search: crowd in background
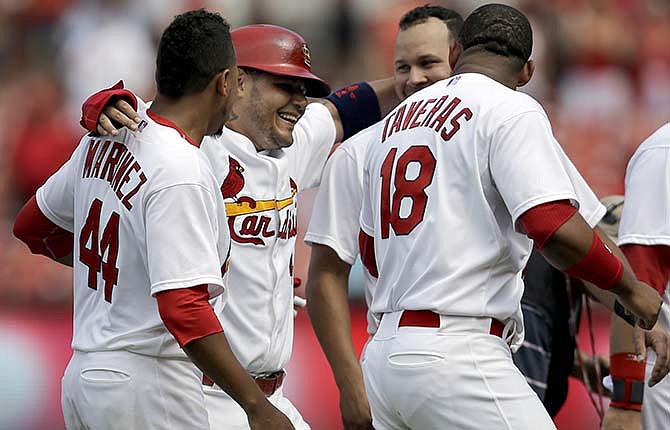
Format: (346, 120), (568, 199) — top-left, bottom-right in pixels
(1, 0), (668, 304)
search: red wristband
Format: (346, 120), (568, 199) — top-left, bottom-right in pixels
(610, 353), (646, 411)
(565, 231), (623, 290)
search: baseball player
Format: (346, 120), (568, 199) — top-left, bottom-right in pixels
(601, 122), (670, 430)
(12, 10), (294, 430)
(304, 5), (463, 428)
(357, 5), (663, 429)
(78, 24), (401, 429)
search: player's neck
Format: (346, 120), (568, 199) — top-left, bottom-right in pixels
(150, 95), (208, 145)
(451, 51), (518, 90)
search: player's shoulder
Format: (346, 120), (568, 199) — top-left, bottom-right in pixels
(637, 123), (670, 152)
(292, 101), (337, 142)
(628, 122), (670, 170)
(132, 111), (214, 182)
(339, 121), (383, 157)
(449, 73), (545, 115)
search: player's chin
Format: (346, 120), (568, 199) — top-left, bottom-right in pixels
(276, 132), (294, 148)
(273, 123), (295, 147)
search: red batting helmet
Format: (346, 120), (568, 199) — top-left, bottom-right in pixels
(232, 24), (331, 98)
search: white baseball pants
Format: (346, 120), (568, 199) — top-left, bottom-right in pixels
(361, 311), (556, 429)
(62, 350), (209, 430)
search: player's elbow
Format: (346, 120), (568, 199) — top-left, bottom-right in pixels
(13, 196), (48, 254)
(156, 285), (223, 348)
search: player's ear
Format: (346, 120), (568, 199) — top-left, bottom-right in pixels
(216, 68), (232, 97)
(516, 59), (534, 88)
(448, 41), (462, 70)
(236, 67), (248, 93)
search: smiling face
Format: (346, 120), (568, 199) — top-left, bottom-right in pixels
(227, 69), (308, 151)
(393, 17), (456, 100)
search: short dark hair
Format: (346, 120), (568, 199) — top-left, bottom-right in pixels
(459, 4), (532, 67)
(399, 4), (463, 41)
(156, 9), (235, 98)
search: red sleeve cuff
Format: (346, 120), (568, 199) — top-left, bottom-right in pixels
(156, 285), (223, 347)
(622, 244), (670, 296)
(13, 196), (73, 258)
(80, 80), (138, 132)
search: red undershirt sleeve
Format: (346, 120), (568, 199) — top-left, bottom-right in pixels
(621, 244), (670, 296)
(518, 199), (578, 250)
(359, 229), (378, 278)
(155, 284), (223, 347)
(13, 195), (74, 259)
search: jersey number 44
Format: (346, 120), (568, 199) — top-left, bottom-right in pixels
(79, 198), (120, 303)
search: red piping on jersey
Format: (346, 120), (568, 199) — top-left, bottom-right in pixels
(156, 284), (223, 347)
(146, 109), (200, 148)
(622, 244), (670, 296)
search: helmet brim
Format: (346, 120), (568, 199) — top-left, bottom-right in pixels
(241, 63), (331, 98)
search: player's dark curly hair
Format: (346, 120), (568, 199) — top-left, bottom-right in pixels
(399, 4), (463, 40)
(459, 4), (532, 69)
(156, 9), (235, 98)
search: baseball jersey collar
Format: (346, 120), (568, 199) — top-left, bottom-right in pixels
(146, 109), (200, 148)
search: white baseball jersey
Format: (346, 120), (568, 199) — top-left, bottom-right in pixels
(360, 73), (605, 342)
(305, 126), (380, 334)
(618, 123), (670, 430)
(201, 102), (336, 374)
(36, 108), (229, 358)
(618, 122), (670, 335)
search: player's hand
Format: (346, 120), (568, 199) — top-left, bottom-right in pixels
(615, 280), (662, 330)
(247, 401), (295, 430)
(634, 321), (670, 386)
(340, 384), (374, 429)
(97, 99), (141, 136)
(601, 406), (641, 430)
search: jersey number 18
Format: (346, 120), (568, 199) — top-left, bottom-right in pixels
(379, 145), (436, 239)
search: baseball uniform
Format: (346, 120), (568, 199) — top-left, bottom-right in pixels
(39, 108), (230, 429)
(201, 102), (335, 430)
(617, 122), (670, 429)
(359, 73), (605, 429)
(305, 125), (381, 335)
(124, 95), (336, 429)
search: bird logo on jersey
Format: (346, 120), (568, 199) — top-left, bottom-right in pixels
(289, 177), (298, 195)
(221, 156), (245, 202)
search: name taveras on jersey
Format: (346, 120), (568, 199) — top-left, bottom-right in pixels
(82, 138), (147, 210)
(382, 94), (472, 143)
